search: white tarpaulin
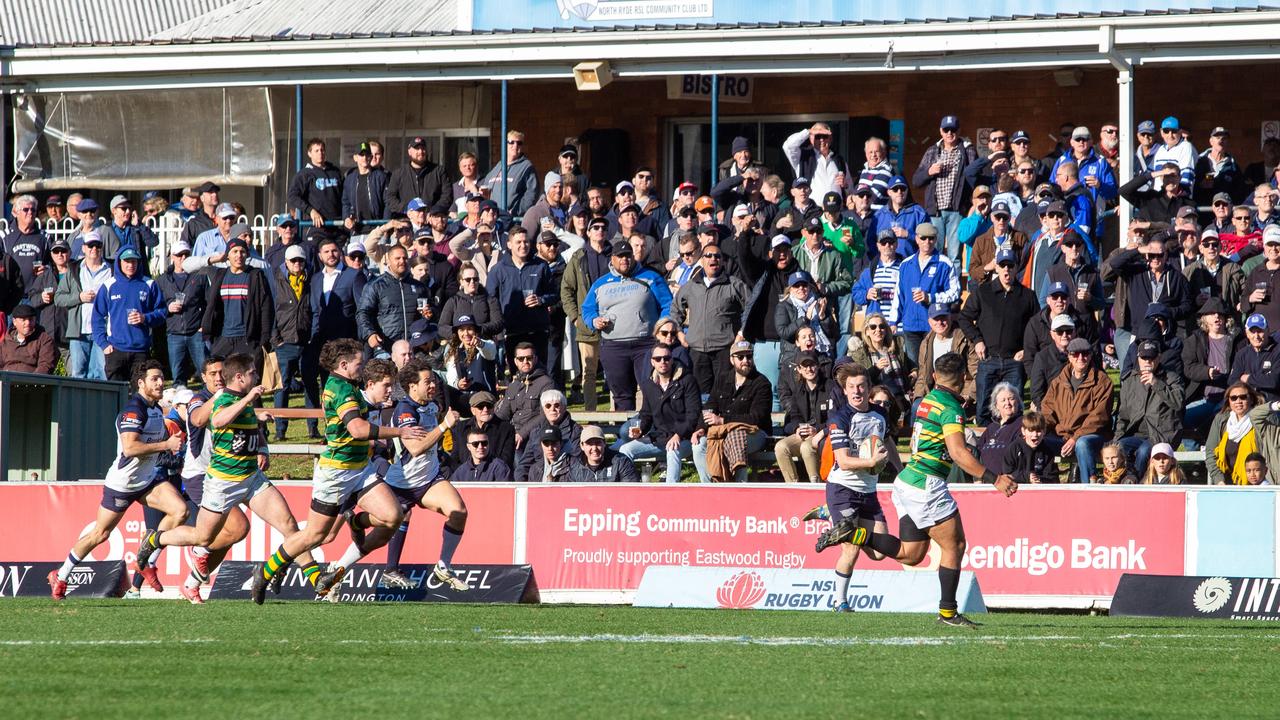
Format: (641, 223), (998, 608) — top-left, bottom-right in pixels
(11, 87), (274, 191)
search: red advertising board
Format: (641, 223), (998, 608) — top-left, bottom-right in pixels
(523, 485), (1186, 597)
(0, 484), (515, 589)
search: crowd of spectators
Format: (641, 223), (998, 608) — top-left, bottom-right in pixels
(5, 121), (1280, 486)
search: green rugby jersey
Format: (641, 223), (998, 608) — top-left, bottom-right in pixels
(320, 374), (370, 470)
(207, 389), (262, 481)
(900, 387), (967, 488)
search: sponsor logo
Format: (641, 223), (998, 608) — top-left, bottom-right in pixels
(1193, 577), (1232, 613)
(0, 564), (35, 597)
(716, 571), (765, 609)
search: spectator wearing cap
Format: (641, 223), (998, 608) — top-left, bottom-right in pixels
(357, 244), (430, 359)
(553, 145), (590, 199)
(386, 136), (452, 215)
(775, 266), (838, 366)
(1133, 120), (1160, 189)
(527, 424), (575, 482)
(1040, 337), (1115, 482)
(1102, 230), (1191, 363)
(739, 232), (800, 405)
(0, 304), (55, 374)
(1013, 183), (1056, 239)
(1008, 130), (1049, 185)
(451, 390), (516, 470)
(533, 231), (570, 389)
(670, 241), (749, 395)
(54, 230), (111, 379)
(342, 141), (390, 223)
(1223, 205), (1265, 263)
(794, 213), (852, 303)
(1170, 214), (1202, 276)
(564, 425), (638, 483)
(177, 181), (221, 248)
(773, 349), (834, 484)
(1025, 281), (1101, 372)
(1151, 116), (1198, 192)
(202, 238), (273, 369)
(631, 167), (671, 238)
(1185, 228), (1244, 321)
(439, 264), (503, 342)
(482, 130), (538, 216)
(912, 114), (978, 262)
(783, 122), (848, 200)
(1231, 313), (1280, 402)
(521, 172), (568, 239)
(1048, 126), (1119, 210)
(709, 168), (777, 233)
(660, 185), (699, 248)
(852, 228), (906, 330)
(43, 195), (66, 223)
(1119, 163), (1196, 226)
(912, 301), (977, 408)
(264, 242), (315, 437)
(1194, 127), (1241, 206)
(452, 425), (513, 482)
(1207, 194), (1233, 237)
(1051, 162), (1097, 252)
(2, 194), (49, 290)
(1045, 229), (1105, 315)
(561, 215), (615, 409)
(439, 314), (498, 400)
(582, 239), (673, 412)
(1116, 339), (1185, 476)
(615, 342), (701, 482)
(1028, 314), (1077, 408)
(844, 186), (878, 248)
(287, 138), (344, 227)
(896, 222), (960, 363)
(1239, 227), (1280, 330)
(25, 236), (73, 353)
(770, 177), (816, 235)
(820, 190), (866, 268)
(869, 175), (928, 258)
(959, 247), (1040, 425)
(855, 137), (895, 211)
(969, 201), (1028, 285)
(153, 240), (209, 387)
(610, 202), (663, 270)
(515, 389), (583, 482)
(263, 216), (318, 277)
(690, 340), (772, 482)
(956, 184), (994, 258)
(719, 135), (768, 182)
(963, 129), (1013, 194)
(489, 226), (556, 377)
(1182, 298), (1242, 437)
(189, 202), (239, 268)
(91, 245), (171, 381)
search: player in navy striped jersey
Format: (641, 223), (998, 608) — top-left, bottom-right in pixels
(818, 363), (901, 611)
(48, 360), (188, 600)
(317, 360), (468, 592)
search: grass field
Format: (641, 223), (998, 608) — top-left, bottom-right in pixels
(3, 600), (1277, 719)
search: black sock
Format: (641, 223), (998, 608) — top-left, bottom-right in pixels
(938, 566), (960, 615)
(131, 570), (145, 590)
(868, 532), (902, 559)
(385, 523), (410, 571)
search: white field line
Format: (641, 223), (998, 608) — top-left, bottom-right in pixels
(0, 639), (216, 646)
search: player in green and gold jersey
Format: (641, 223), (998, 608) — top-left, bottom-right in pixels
(817, 353), (1017, 626)
(136, 353), (323, 603)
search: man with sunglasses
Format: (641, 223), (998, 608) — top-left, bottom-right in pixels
(959, 248), (1040, 425)
(852, 229), (906, 331)
(969, 202), (1028, 284)
(1241, 227), (1280, 331)
(1008, 130), (1048, 186)
(896, 223), (959, 364)
(453, 428), (511, 482)
(24, 237), (72, 356)
(1025, 281), (1101, 376)
(783, 122), (848, 200)
(481, 130), (538, 216)
(1040, 338), (1115, 483)
(1231, 313), (1280, 402)
(562, 216), (613, 409)
(1027, 314), (1077, 408)
(670, 242), (749, 395)
(1049, 126), (1118, 206)
(913, 115), (978, 263)
(1151, 116), (1198, 193)
(869, 175), (929, 257)
(1045, 231), (1105, 316)
(1220, 202), (1263, 262)
(1185, 228), (1245, 319)
(1194, 127), (1241, 206)
(452, 390), (516, 470)
(3, 194), (49, 292)
(1118, 163), (1196, 226)
(962, 129), (1013, 191)
(514, 389), (582, 483)
(1101, 229), (1192, 363)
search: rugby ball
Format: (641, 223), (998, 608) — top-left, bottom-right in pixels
(164, 418), (186, 443)
(860, 435), (886, 474)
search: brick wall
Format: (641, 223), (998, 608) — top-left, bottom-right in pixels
(496, 62), (1274, 192)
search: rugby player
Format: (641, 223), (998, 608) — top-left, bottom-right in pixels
(48, 360), (187, 600)
(253, 339), (429, 604)
(821, 363), (899, 612)
(136, 354), (328, 603)
(124, 389), (189, 599)
(816, 353), (1017, 627)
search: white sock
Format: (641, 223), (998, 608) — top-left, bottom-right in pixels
(57, 552), (81, 582)
(147, 547), (162, 568)
(184, 573), (202, 590)
(835, 570), (851, 604)
(334, 543), (364, 571)
(192, 546), (209, 557)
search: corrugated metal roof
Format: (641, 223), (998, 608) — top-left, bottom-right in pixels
(3, 3), (1277, 48)
(0, 0), (235, 46)
(149, 0), (459, 41)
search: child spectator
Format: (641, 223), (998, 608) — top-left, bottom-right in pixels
(1141, 442), (1185, 484)
(1244, 452), (1271, 486)
(1099, 441), (1139, 484)
(1001, 411), (1057, 484)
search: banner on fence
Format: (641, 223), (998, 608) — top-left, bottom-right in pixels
(0, 561), (126, 598)
(1111, 574), (1280, 620)
(209, 562), (538, 603)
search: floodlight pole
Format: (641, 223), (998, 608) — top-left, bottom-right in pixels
(709, 73), (719, 187)
(500, 79), (509, 213)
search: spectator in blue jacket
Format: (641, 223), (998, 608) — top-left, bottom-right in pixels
(583, 240), (674, 412)
(896, 223), (960, 363)
(91, 247), (173, 382)
(869, 175), (929, 257)
(853, 229), (906, 330)
(1049, 126), (1118, 206)
(487, 226), (556, 377)
(103, 195), (159, 275)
